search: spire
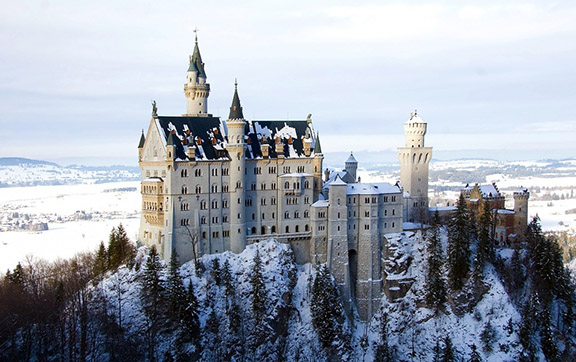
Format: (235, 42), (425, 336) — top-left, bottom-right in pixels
(314, 132), (322, 154)
(189, 33), (206, 78)
(166, 132), (176, 146)
(138, 129), (145, 148)
(228, 80), (244, 120)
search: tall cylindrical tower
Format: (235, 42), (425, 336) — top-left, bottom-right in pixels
(227, 81), (246, 253)
(184, 36), (211, 116)
(398, 111), (433, 223)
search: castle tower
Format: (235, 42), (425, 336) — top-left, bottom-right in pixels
(513, 187), (530, 239)
(184, 34), (211, 116)
(313, 133), (324, 200)
(398, 111), (432, 223)
(227, 81), (247, 253)
(345, 152), (358, 182)
(327, 176), (352, 315)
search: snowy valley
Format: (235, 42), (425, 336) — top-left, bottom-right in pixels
(1, 158), (576, 361)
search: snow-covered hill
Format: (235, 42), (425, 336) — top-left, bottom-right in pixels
(0, 157), (139, 187)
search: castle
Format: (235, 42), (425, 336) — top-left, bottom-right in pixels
(136, 37), (526, 320)
(461, 183), (530, 243)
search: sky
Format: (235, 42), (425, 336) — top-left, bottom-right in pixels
(1, 0), (576, 166)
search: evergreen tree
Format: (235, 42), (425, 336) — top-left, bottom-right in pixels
(311, 265), (344, 350)
(441, 335), (455, 362)
(508, 248), (525, 292)
(374, 312), (392, 361)
(447, 193), (471, 290)
(250, 249), (267, 322)
(210, 258), (221, 286)
(481, 321), (495, 353)
(432, 339), (442, 362)
(527, 217), (570, 304)
(183, 281), (200, 343)
(468, 343), (482, 362)
(425, 210), (447, 312)
(93, 241), (108, 277)
(140, 246), (166, 361)
(539, 307), (558, 361)
(248, 249), (268, 352)
(474, 202), (493, 276)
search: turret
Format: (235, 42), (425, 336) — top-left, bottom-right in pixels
(184, 34), (211, 116)
(398, 110), (432, 223)
(226, 81), (246, 253)
(345, 152), (358, 182)
(513, 187), (530, 239)
(404, 111), (427, 148)
(313, 133), (324, 200)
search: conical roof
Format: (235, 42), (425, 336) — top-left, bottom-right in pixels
(314, 133), (322, 154)
(228, 81), (244, 120)
(138, 130), (145, 148)
(188, 39), (206, 78)
(346, 152), (357, 163)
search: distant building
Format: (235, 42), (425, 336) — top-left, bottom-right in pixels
(461, 183), (530, 243)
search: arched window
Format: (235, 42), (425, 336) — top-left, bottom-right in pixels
(285, 225), (290, 233)
(251, 227), (256, 234)
(295, 225), (300, 232)
(261, 226), (266, 234)
(305, 224), (309, 231)
(271, 225), (276, 233)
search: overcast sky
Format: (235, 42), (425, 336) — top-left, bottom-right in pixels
(1, 0), (575, 166)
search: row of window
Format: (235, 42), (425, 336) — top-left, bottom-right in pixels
(316, 209), (397, 219)
(193, 224), (313, 240)
(180, 168), (230, 178)
(346, 195), (398, 204)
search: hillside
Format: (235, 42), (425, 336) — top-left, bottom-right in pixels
(0, 158), (139, 187)
(2, 223), (574, 361)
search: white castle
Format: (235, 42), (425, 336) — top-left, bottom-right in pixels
(137, 38), (432, 320)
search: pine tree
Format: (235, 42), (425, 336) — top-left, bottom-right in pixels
(425, 210), (447, 312)
(250, 250), (267, 322)
(183, 281), (200, 343)
(140, 246), (166, 361)
(447, 193), (471, 290)
(539, 307), (558, 361)
(311, 265), (344, 350)
(93, 241), (108, 277)
(374, 312), (392, 361)
(481, 321), (495, 353)
(469, 343), (482, 362)
(210, 258), (221, 286)
(474, 202), (493, 277)
(248, 249), (268, 353)
(441, 335), (455, 362)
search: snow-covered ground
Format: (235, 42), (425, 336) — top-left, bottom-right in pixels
(0, 181), (141, 272)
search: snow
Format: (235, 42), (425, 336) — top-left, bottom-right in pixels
(0, 181), (141, 272)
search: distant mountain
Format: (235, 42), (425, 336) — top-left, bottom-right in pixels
(0, 157), (60, 167)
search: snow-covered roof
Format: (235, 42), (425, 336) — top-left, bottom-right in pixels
(330, 176), (347, 186)
(346, 182), (401, 195)
(429, 206), (457, 212)
(405, 113), (425, 124)
(311, 200), (329, 208)
(324, 170), (355, 187)
(494, 209), (515, 215)
(346, 152), (357, 163)
(478, 184), (501, 198)
(279, 173), (313, 178)
(154, 116), (319, 161)
(143, 177), (164, 183)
